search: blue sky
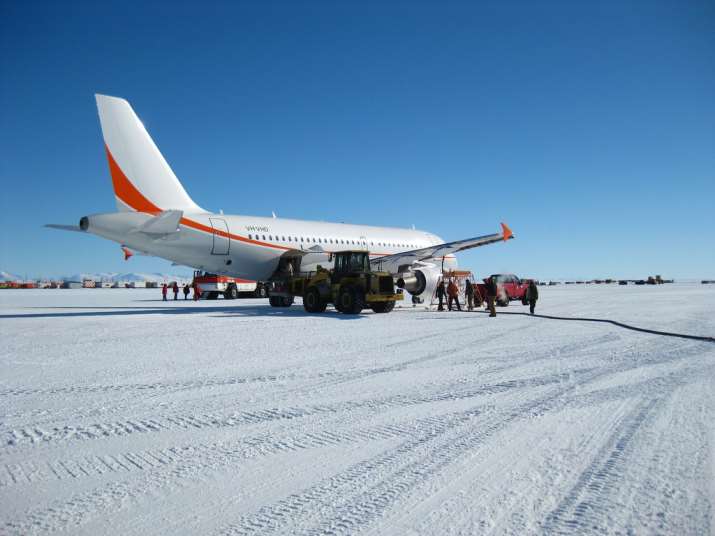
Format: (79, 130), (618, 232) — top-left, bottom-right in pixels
(1, 1), (713, 280)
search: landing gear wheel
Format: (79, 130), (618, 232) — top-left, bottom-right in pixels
(338, 285), (364, 314)
(303, 287), (326, 313)
(370, 300), (395, 313)
(206, 291), (219, 300)
(280, 296), (294, 307)
(224, 285), (238, 300)
(269, 296), (282, 307)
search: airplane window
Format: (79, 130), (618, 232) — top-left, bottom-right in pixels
(282, 236), (285, 241)
(248, 234), (252, 239)
(269, 235), (273, 240)
(262, 235), (266, 240)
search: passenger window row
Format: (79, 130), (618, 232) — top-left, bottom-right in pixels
(245, 234), (422, 250)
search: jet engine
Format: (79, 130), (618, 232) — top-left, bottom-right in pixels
(395, 264), (442, 298)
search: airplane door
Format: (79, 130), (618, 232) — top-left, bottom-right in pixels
(209, 218), (230, 255)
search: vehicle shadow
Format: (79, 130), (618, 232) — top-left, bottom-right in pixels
(0, 305), (366, 320)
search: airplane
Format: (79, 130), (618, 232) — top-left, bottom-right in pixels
(47, 94), (514, 307)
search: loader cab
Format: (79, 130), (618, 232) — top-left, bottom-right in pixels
(332, 250), (370, 284)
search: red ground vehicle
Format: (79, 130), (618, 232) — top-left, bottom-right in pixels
(475, 274), (529, 306)
(192, 271), (267, 300)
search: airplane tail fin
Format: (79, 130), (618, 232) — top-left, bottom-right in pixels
(95, 94), (203, 213)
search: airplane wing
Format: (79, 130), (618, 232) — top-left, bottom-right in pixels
(370, 223), (514, 269)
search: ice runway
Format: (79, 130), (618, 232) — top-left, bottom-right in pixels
(1, 285), (713, 535)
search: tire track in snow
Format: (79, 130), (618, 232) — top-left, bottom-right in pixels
(216, 341), (708, 535)
(0, 416), (450, 534)
(0, 419), (435, 489)
(540, 396), (665, 534)
(2, 369), (580, 449)
(0, 371), (331, 398)
(3, 341), (705, 534)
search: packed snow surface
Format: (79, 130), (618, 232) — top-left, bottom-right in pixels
(1, 284), (713, 535)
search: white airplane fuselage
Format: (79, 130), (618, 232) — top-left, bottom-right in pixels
(85, 210), (455, 281)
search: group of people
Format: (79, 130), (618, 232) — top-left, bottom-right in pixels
(161, 281), (201, 301)
(435, 277), (539, 317)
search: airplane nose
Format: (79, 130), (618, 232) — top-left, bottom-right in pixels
(79, 216), (89, 231)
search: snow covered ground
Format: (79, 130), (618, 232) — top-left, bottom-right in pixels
(1, 284), (713, 535)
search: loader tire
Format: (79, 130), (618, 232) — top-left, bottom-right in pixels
(338, 285), (364, 314)
(370, 300), (395, 313)
(303, 286), (326, 313)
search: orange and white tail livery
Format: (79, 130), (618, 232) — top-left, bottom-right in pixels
(96, 95), (203, 213)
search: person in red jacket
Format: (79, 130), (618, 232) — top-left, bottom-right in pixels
(193, 281), (201, 301)
(161, 283), (168, 301)
(447, 279), (461, 311)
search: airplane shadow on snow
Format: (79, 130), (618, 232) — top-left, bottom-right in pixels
(1, 303), (366, 321)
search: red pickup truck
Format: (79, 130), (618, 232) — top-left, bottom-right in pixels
(475, 274), (529, 306)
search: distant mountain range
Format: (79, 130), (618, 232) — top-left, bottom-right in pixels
(1, 270), (192, 283)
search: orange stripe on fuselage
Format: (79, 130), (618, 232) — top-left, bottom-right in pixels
(105, 145), (453, 259)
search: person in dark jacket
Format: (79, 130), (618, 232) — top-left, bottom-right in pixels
(526, 280), (539, 314)
(172, 282), (179, 300)
(465, 279), (474, 311)
(435, 279), (447, 311)
(161, 283), (168, 301)
(183, 283), (190, 300)
(485, 276), (497, 317)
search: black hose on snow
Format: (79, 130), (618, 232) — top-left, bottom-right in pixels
(465, 309), (715, 343)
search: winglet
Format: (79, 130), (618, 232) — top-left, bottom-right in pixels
(121, 246), (133, 261)
(500, 222), (514, 241)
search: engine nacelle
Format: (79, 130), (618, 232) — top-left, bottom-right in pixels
(396, 271), (426, 295)
(396, 266), (442, 297)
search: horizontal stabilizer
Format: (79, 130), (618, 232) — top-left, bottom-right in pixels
(45, 224), (86, 233)
(134, 210), (183, 235)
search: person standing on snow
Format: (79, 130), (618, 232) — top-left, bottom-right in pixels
(193, 281), (201, 301)
(161, 283), (168, 301)
(465, 279), (475, 311)
(526, 279), (539, 315)
(172, 282), (179, 300)
(183, 283), (190, 300)
(435, 279), (447, 311)
(485, 276), (497, 317)
(447, 279), (461, 311)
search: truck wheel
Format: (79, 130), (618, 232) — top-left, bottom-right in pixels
(338, 285), (364, 314)
(370, 301), (395, 313)
(224, 285), (238, 300)
(303, 287), (326, 313)
(206, 291), (219, 300)
(254, 284), (267, 298)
